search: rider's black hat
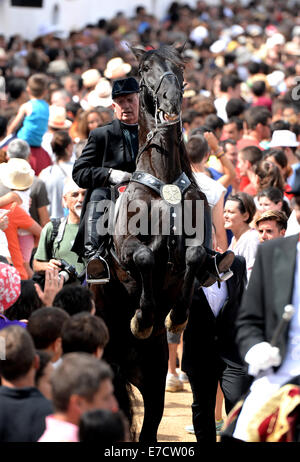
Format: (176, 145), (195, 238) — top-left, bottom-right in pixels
(112, 77), (139, 99)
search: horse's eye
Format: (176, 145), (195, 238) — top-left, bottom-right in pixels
(143, 65), (150, 72)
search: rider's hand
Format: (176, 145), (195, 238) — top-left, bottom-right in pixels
(245, 342), (281, 377)
(109, 169), (132, 185)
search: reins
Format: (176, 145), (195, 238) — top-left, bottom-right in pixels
(136, 70), (184, 165)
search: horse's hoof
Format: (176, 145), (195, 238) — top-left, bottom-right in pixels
(165, 311), (188, 334)
(130, 313), (153, 339)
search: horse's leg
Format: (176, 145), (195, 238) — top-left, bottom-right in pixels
(139, 374), (166, 442)
(119, 236), (156, 339)
(165, 245), (206, 333)
(137, 334), (168, 442)
(130, 244), (156, 339)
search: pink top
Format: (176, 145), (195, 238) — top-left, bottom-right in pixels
(38, 415), (79, 442)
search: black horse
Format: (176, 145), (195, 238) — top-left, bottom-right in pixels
(91, 44), (212, 442)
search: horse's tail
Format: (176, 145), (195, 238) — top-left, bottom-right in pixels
(111, 363), (137, 442)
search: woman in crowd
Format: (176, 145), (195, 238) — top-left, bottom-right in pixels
(257, 186), (291, 217)
(224, 192), (259, 282)
(39, 130), (74, 219)
(74, 108), (105, 158)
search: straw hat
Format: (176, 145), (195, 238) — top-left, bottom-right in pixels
(104, 57), (132, 80)
(48, 105), (72, 130)
(81, 69), (101, 88)
(87, 78), (113, 108)
(0, 158), (34, 191)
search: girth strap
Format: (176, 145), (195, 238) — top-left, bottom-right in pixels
(131, 171), (191, 199)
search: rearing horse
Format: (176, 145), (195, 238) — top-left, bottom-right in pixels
(92, 44), (211, 442)
(114, 44), (211, 340)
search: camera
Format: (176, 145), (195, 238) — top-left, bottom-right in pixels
(58, 259), (78, 284)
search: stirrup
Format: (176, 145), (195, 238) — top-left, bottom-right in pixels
(86, 255), (110, 284)
(213, 255), (233, 282)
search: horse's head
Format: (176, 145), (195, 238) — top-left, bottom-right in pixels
(132, 45), (185, 126)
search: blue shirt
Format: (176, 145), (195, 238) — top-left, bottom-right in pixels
(17, 99), (49, 147)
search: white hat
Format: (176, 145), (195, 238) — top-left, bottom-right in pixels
(47, 59), (69, 75)
(87, 78), (113, 108)
(81, 69), (101, 88)
(210, 39), (228, 54)
(189, 25), (209, 46)
(0, 158), (34, 190)
(104, 57), (131, 80)
(230, 25), (244, 38)
(48, 105), (72, 130)
(292, 26), (300, 37)
(246, 24), (263, 37)
(266, 70), (285, 88)
(266, 33), (285, 48)
(63, 178), (80, 196)
(269, 130), (299, 148)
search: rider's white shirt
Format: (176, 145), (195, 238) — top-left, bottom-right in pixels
(233, 242), (300, 441)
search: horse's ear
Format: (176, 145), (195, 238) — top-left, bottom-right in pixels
(174, 42), (186, 56)
(130, 46), (146, 62)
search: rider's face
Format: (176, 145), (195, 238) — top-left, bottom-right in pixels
(112, 93), (139, 124)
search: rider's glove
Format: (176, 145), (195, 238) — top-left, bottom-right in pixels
(109, 169), (132, 185)
(244, 342), (281, 377)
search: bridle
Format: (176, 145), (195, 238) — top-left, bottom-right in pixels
(137, 69), (185, 164)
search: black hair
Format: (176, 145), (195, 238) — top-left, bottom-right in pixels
(226, 192), (256, 223)
(27, 307), (70, 349)
(7, 78), (27, 100)
(226, 98), (246, 119)
(61, 312), (109, 355)
(35, 350), (52, 387)
(5, 279), (43, 321)
(220, 74), (241, 92)
(252, 80), (266, 97)
(53, 284), (95, 316)
(0, 115), (7, 138)
(79, 409), (128, 443)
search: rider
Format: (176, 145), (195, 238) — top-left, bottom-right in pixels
(72, 76), (234, 285)
(72, 77), (139, 283)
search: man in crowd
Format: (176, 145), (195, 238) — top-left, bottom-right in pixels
(255, 209), (288, 242)
(222, 174), (300, 442)
(0, 326), (53, 442)
(38, 353), (118, 442)
(33, 178), (85, 280)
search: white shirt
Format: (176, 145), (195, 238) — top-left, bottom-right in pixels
(228, 229), (260, 282)
(214, 96), (229, 122)
(286, 210), (300, 237)
(0, 230), (10, 258)
(203, 279), (228, 317)
(193, 172), (226, 209)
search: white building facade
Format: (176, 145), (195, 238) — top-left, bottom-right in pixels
(0, 0), (176, 40)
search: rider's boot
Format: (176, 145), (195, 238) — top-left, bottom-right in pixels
(84, 201), (110, 284)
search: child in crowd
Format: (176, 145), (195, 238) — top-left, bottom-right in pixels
(0, 157), (36, 278)
(7, 73), (52, 175)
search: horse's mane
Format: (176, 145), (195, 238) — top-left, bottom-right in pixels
(139, 44), (184, 69)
